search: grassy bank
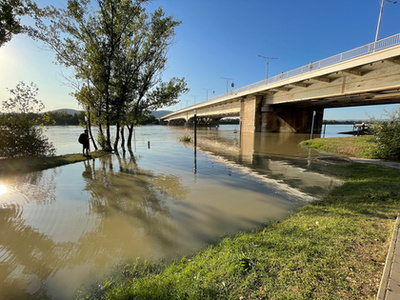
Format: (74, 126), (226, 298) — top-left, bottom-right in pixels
(0, 151), (108, 175)
(300, 136), (378, 158)
(80, 161), (400, 300)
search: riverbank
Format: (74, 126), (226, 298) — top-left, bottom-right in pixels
(0, 151), (109, 176)
(2, 138), (399, 299)
(76, 158), (400, 299)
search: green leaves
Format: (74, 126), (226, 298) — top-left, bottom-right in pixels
(371, 108), (400, 160)
(3, 81), (43, 114)
(0, 81), (55, 158)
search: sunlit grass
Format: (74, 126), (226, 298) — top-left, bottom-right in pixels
(300, 136), (378, 158)
(0, 151), (109, 175)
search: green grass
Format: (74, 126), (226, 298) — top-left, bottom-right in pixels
(80, 162), (400, 300)
(300, 136), (378, 158)
(0, 151), (109, 175)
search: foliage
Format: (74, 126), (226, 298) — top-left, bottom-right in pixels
(34, 0), (189, 152)
(0, 0), (37, 47)
(371, 108), (400, 161)
(0, 0), (24, 46)
(219, 118), (239, 125)
(79, 162), (400, 300)
(0, 81), (55, 158)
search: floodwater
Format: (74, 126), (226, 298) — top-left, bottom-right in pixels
(0, 125), (345, 299)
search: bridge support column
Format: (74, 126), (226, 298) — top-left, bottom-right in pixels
(240, 95), (263, 133)
(261, 105), (324, 133)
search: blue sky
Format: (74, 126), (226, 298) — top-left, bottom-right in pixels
(1, 0), (400, 120)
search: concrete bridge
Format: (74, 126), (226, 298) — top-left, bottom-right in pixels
(161, 33), (400, 133)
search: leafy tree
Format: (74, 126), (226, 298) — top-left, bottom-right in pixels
(0, 81), (55, 157)
(372, 108), (400, 161)
(34, 0), (188, 152)
(0, 0), (37, 47)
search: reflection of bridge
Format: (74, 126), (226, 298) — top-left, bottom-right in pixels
(162, 33), (400, 133)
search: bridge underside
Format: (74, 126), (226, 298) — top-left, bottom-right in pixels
(163, 48), (400, 134)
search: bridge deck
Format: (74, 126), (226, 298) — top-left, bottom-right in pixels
(163, 33), (400, 121)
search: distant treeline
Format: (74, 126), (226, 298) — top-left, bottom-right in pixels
(0, 111), (157, 126)
(323, 120), (369, 125)
(219, 118), (240, 124)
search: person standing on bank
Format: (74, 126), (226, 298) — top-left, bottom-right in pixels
(78, 129), (90, 156)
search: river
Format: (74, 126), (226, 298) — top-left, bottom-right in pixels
(0, 124), (347, 299)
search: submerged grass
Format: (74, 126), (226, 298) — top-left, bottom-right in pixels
(0, 151), (109, 175)
(80, 162), (400, 300)
(179, 134), (192, 143)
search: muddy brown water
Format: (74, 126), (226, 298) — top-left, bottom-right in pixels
(0, 125), (344, 299)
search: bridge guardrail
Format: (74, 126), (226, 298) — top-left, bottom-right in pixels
(168, 33), (400, 116)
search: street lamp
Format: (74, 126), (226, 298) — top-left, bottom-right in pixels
(202, 88), (214, 100)
(190, 95), (197, 105)
(258, 55), (278, 80)
(221, 77), (234, 93)
(375, 0), (397, 46)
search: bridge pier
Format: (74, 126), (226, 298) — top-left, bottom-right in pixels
(260, 105), (324, 133)
(239, 95), (323, 134)
(240, 95), (263, 133)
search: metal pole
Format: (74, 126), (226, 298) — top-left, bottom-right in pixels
(374, 0), (385, 49)
(374, 0), (397, 51)
(221, 77), (234, 93)
(310, 110), (316, 140)
(194, 110), (197, 147)
(258, 55), (278, 79)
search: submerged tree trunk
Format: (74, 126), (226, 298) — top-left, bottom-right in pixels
(120, 126), (125, 150)
(113, 122), (120, 152)
(127, 124), (134, 148)
(106, 123), (112, 151)
(87, 107), (98, 151)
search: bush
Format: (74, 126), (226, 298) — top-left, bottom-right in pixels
(0, 82), (55, 158)
(372, 108), (400, 161)
(0, 119), (55, 158)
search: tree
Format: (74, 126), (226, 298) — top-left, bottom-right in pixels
(0, 81), (55, 157)
(34, 0), (188, 152)
(372, 108), (400, 161)
(0, 0), (37, 47)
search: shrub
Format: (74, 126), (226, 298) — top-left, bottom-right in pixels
(372, 108), (400, 160)
(0, 121), (55, 158)
(0, 82), (55, 158)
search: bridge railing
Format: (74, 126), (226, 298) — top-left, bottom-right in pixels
(193, 33), (400, 108)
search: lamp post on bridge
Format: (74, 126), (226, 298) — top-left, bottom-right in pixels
(221, 77), (234, 93)
(202, 88), (214, 100)
(374, 0), (397, 50)
(258, 55), (278, 80)
(190, 95), (197, 105)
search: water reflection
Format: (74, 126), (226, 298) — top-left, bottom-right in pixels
(0, 126), (343, 299)
(194, 129), (341, 198)
(0, 184), (6, 196)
